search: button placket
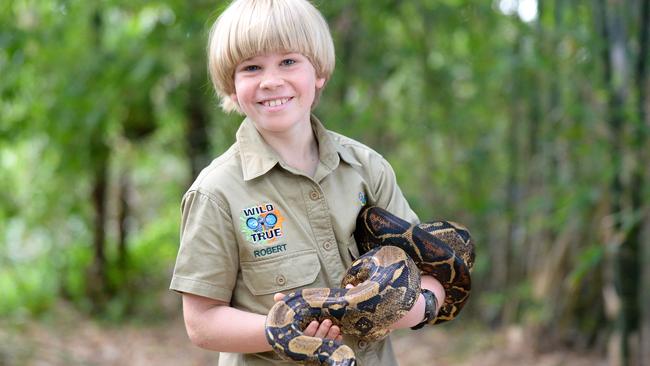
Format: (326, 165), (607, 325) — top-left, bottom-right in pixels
(303, 181), (348, 281)
(323, 240), (333, 250)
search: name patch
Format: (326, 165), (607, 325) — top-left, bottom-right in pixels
(254, 243), (288, 258)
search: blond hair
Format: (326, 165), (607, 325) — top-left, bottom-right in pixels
(207, 0), (335, 113)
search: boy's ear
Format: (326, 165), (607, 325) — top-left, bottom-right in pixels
(315, 77), (326, 89)
(230, 93), (238, 104)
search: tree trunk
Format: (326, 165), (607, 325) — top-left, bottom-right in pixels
(599, 0), (638, 364)
(500, 37), (525, 325)
(185, 71), (211, 182)
(88, 141), (109, 310)
(634, 0), (650, 364)
(86, 9), (109, 311)
(117, 170), (130, 271)
(332, 3), (358, 106)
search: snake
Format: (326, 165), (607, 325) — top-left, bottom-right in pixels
(265, 205), (475, 365)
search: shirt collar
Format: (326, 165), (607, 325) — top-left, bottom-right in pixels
(236, 117), (281, 181)
(236, 115), (361, 181)
(310, 115), (362, 169)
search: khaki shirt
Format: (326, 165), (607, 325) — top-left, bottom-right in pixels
(170, 115), (418, 366)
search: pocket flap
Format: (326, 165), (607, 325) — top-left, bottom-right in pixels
(240, 249), (321, 295)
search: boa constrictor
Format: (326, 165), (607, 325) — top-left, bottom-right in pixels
(265, 205), (475, 365)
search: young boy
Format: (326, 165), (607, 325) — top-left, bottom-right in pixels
(169, 0), (445, 364)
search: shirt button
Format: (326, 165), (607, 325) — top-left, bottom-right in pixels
(323, 241), (333, 250)
(357, 340), (368, 349)
(309, 190), (320, 200)
(276, 274), (286, 286)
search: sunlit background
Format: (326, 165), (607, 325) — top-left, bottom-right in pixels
(499, 0), (539, 23)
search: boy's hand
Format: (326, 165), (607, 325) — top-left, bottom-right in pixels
(273, 293), (343, 341)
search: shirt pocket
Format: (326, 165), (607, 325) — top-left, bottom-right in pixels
(240, 249), (321, 296)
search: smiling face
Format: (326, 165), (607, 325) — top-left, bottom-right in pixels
(230, 52), (326, 136)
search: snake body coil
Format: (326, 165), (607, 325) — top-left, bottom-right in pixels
(265, 206), (475, 365)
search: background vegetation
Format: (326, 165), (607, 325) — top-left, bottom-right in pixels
(1, 0), (649, 365)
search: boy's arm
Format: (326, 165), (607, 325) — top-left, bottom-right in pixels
(183, 275), (442, 353)
(389, 275), (445, 330)
(182, 293), (342, 353)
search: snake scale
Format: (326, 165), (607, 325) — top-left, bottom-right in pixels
(265, 205), (475, 365)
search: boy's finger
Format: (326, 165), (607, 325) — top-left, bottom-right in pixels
(326, 325), (340, 340)
(273, 293), (286, 302)
(314, 319), (332, 338)
(303, 320), (319, 336)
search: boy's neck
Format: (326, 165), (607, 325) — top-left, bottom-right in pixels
(256, 119), (320, 178)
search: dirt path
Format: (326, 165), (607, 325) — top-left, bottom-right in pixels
(0, 304), (604, 366)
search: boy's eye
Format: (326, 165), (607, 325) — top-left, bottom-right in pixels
(242, 65), (260, 72)
(281, 59), (296, 66)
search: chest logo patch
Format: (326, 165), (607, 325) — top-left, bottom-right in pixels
(358, 192), (367, 205)
(241, 203), (285, 244)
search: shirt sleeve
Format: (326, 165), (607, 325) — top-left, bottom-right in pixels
(370, 156), (420, 225)
(169, 189), (239, 303)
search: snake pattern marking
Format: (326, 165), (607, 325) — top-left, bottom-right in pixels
(265, 205), (475, 365)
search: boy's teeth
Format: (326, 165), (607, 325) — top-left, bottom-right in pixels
(263, 98), (289, 107)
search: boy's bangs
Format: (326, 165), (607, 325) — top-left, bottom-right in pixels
(228, 3), (313, 64)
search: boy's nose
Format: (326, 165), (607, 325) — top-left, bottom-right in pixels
(260, 72), (284, 89)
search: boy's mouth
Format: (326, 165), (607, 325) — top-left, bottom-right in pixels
(260, 97), (293, 107)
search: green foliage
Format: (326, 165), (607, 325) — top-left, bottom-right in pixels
(61, 243), (94, 307)
(1, 1), (648, 355)
(101, 208), (181, 321)
(567, 244), (604, 291)
(0, 259), (58, 318)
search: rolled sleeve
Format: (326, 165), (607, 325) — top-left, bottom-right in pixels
(170, 189), (239, 302)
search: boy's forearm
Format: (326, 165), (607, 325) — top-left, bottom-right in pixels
(182, 275), (443, 354)
(183, 294), (272, 353)
(390, 275), (445, 330)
